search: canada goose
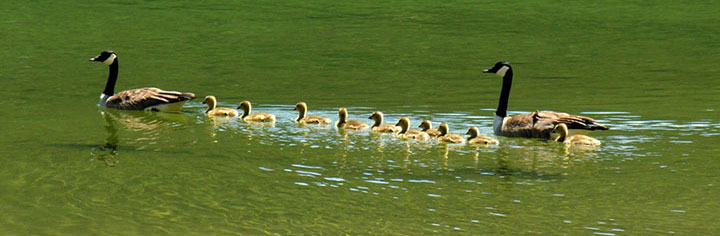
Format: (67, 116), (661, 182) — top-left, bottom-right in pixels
(237, 101), (276, 122)
(552, 123), (601, 146)
(369, 111), (398, 133)
(202, 96), (239, 117)
(89, 51), (195, 112)
(294, 102), (331, 124)
(466, 126), (499, 145)
(482, 62), (609, 138)
(437, 123), (465, 144)
(418, 120), (441, 137)
(336, 107), (369, 130)
(394, 117), (430, 141)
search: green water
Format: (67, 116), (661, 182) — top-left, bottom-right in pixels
(2, 0), (720, 235)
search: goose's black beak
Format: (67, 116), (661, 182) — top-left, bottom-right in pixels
(482, 69), (492, 73)
(89, 57), (99, 62)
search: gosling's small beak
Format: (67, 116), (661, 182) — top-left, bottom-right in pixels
(395, 122), (401, 126)
(293, 107), (297, 111)
(466, 130), (471, 135)
(417, 124), (422, 128)
(368, 116), (373, 119)
(201, 101), (206, 104)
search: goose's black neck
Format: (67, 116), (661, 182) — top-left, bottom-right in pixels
(103, 60), (118, 96)
(496, 68), (513, 118)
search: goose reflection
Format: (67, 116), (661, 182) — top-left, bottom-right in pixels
(92, 108), (192, 166)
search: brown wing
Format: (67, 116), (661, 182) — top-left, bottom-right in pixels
(106, 87), (195, 110)
(535, 111), (609, 130)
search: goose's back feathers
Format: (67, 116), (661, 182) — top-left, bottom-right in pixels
(244, 113), (276, 122)
(439, 134), (465, 144)
(373, 124), (397, 133)
(424, 129), (441, 137)
(207, 107), (239, 117)
(500, 111), (608, 139)
(300, 115), (331, 124)
(105, 87), (195, 112)
(401, 129), (430, 141)
(565, 135), (602, 146)
(340, 120), (369, 130)
(468, 136), (499, 145)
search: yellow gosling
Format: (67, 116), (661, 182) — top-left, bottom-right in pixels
(294, 102), (331, 124)
(418, 120), (441, 137)
(466, 126), (499, 145)
(552, 123), (601, 146)
(336, 107), (369, 130)
(236, 101), (276, 122)
(394, 117), (429, 141)
(369, 111), (398, 133)
(437, 123), (465, 144)
(202, 96), (239, 117)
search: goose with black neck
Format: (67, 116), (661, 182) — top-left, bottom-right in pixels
(482, 61), (608, 139)
(89, 51), (195, 112)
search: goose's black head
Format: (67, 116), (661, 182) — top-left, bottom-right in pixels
(90, 51), (117, 65)
(482, 61), (511, 77)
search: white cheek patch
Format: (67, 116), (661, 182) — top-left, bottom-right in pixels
(496, 65), (509, 77)
(103, 54), (117, 65)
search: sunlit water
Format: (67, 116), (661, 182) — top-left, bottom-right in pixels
(2, 0), (720, 235)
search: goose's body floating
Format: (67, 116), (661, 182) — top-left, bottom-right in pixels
(395, 117), (429, 141)
(437, 123), (465, 144)
(552, 123), (601, 146)
(466, 126), (499, 145)
(202, 96), (238, 117)
(419, 120), (441, 137)
(294, 102), (331, 124)
(237, 101), (275, 122)
(482, 62), (609, 139)
(336, 108), (369, 130)
(369, 111), (398, 133)
(89, 51), (195, 112)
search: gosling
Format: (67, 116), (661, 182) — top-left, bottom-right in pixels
(552, 123), (601, 146)
(202, 96), (239, 117)
(394, 117), (430, 141)
(236, 101), (276, 122)
(369, 111), (398, 133)
(466, 126), (499, 145)
(418, 120), (441, 137)
(437, 123), (465, 144)
(294, 102), (331, 124)
(336, 107), (369, 130)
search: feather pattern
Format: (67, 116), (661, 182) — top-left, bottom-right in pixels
(105, 87), (195, 111)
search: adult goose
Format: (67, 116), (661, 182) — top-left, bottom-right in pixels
(237, 101), (276, 122)
(482, 62), (609, 139)
(294, 102), (331, 124)
(89, 51), (195, 112)
(336, 108), (369, 130)
(552, 123), (601, 146)
(369, 111), (398, 133)
(202, 96), (239, 117)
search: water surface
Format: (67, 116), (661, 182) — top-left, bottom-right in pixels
(1, 0), (719, 235)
